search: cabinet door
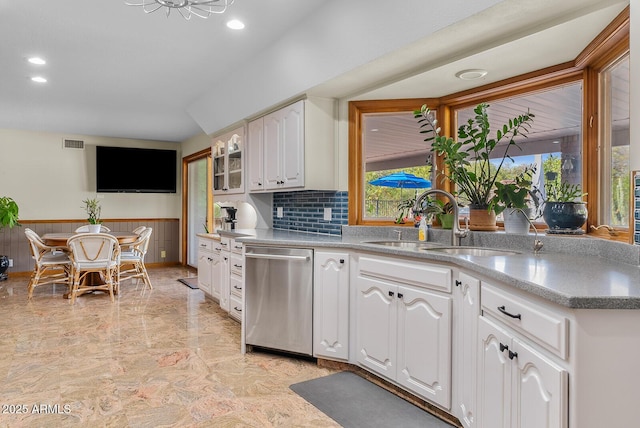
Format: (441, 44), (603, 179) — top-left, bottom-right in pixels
(456, 273), (480, 427)
(263, 111), (282, 189)
(247, 118), (264, 191)
(477, 316), (512, 428)
(197, 250), (213, 296)
(210, 248), (222, 302)
(396, 285), (452, 409)
(280, 99), (304, 188)
(313, 251), (349, 361)
(356, 276), (396, 378)
(511, 338), (568, 428)
(219, 251), (230, 311)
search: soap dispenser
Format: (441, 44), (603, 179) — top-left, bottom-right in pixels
(418, 217), (428, 241)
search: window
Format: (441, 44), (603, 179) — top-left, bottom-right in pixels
(599, 54), (630, 228)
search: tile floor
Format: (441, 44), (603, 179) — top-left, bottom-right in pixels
(0, 266), (340, 427)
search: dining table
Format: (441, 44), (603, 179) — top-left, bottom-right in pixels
(41, 231), (139, 298)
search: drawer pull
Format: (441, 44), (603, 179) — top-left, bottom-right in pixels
(233, 285), (242, 291)
(235, 245), (243, 249)
(499, 343), (508, 353)
(497, 305), (521, 320)
(234, 264), (242, 268)
(234, 306), (242, 312)
(509, 350), (518, 360)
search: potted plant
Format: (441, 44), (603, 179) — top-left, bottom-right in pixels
(542, 181), (587, 232)
(415, 103), (535, 230)
(0, 196), (20, 280)
(489, 165), (541, 234)
(395, 197), (416, 224)
(82, 198), (102, 232)
(422, 199), (456, 229)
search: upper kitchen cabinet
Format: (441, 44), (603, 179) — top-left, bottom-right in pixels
(212, 127), (244, 195)
(247, 97), (336, 192)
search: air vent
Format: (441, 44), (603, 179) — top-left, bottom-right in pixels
(63, 139), (84, 149)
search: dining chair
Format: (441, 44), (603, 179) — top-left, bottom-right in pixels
(24, 228), (72, 299)
(75, 225), (111, 233)
(119, 227), (153, 290)
(66, 233), (120, 304)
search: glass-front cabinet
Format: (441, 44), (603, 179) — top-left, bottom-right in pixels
(212, 127), (244, 195)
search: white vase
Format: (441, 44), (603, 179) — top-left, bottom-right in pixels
(503, 208), (531, 234)
(87, 224), (102, 233)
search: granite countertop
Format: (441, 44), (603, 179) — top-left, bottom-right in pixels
(209, 227), (640, 310)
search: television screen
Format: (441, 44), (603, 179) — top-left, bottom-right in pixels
(96, 146), (177, 193)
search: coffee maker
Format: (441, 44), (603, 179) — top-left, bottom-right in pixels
(221, 206), (238, 230)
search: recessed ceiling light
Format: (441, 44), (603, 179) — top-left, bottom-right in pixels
(226, 19), (244, 30)
(370, 128), (379, 132)
(28, 57), (46, 65)
(31, 76), (47, 83)
(455, 69), (488, 80)
(552, 140), (560, 144)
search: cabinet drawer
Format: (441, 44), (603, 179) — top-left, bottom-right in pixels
(231, 238), (243, 255)
(481, 283), (568, 359)
(230, 253), (243, 275)
(198, 239), (213, 252)
(230, 274), (242, 297)
(229, 294), (242, 322)
(358, 256), (451, 293)
(219, 236), (230, 251)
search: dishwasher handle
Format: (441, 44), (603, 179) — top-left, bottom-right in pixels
(245, 253), (310, 262)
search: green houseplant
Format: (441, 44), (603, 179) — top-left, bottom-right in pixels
(82, 198), (102, 232)
(0, 196), (20, 281)
(415, 103), (535, 230)
(489, 165), (541, 234)
(542, 181), (587, 231)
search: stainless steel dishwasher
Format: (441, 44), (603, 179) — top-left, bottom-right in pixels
(244, 245), (313, 356)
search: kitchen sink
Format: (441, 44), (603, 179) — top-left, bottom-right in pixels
(363, 240), (443, 249)
(423, 246), (520, 256)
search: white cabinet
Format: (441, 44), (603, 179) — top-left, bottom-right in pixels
(212, 127), (244, 195)
(455, 272), (480, 428)
(477, 316), (568, 428)
(313, 251), (349, 361)
(354, 255), (452, 409)
(197, 237), (222, 302)
(219, 237), (230, 311)
(247, 97), (336, 192)
(197, 238), (213, 296)
(228, 238), (244, 322)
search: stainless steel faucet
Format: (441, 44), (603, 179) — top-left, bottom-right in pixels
(393, 229), (403, 240)
(414, 189), (468, 246)
(515, 208), (543, 254)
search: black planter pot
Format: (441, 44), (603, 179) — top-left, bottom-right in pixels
(0, 255), (8, 281)
(542, 202), (587, 230)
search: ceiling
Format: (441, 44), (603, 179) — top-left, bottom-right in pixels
(0, 0), (629, 144)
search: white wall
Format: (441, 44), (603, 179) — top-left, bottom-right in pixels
(0, 128), (181, 220)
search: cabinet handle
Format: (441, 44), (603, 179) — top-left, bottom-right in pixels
(397, 293), (403, 299)
(233, 285), (242, 290)
(388, 291), (394, 297)
(258, 182), (262, 186)
(455, 280), (462, 287)
(220, 242), (228, 246)
(234, 306), (242, 312)
(234, 245), (243, 249)
(497, 305), (522, 320)
(234, 264), (242, 268)
(508, 350), (518, 360)
(499, 343), (508, 353)
(207, 257), (213, 262)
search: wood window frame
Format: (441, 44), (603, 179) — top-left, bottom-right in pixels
(348, 6), (630, 243)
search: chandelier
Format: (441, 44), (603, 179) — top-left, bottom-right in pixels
(125, 0), (235, 20)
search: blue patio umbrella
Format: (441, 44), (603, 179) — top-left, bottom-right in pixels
(369, 171), (431, 189)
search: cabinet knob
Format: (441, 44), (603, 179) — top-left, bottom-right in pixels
(339, 259), (345, 264)
(499, 343), (508, 353)
(388, 291), (394, 297)
(455, 280), (462, 287)
(508, 350), (518, 360)
(397, 293), (403, 299)
(258, 182), (262, 186)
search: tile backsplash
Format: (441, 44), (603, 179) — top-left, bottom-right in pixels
(272, 190), (348, 235)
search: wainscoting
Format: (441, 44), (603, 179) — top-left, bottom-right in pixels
(0, 219), (179, 274)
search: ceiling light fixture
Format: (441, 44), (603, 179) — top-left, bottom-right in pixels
(125, 0), (235, 20)
(226, 19), (244, 29)
(28, 57), (46, 65)
(455, 69), (488, 80)
(31, 76), (47, 83)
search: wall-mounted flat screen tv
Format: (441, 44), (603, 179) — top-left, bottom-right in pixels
(96, 146), (177, 193)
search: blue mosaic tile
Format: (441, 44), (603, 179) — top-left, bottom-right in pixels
(272, 190), (348, 235)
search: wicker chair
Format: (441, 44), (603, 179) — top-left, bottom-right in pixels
(119, 228), (153, 290)
(67, 233), (120, 304)
(75, 225), (111, 232)
(132, 226), (146, 235)
(24, 228), (71, 299)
